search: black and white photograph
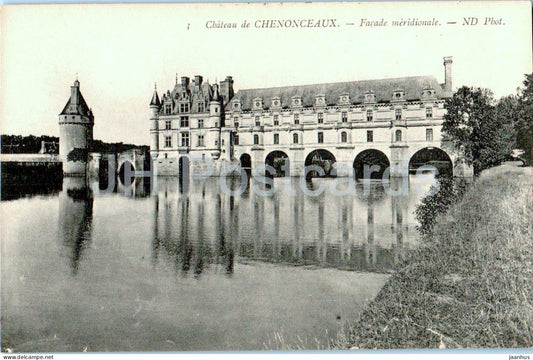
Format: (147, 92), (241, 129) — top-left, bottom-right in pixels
(1, 1), (532, 357)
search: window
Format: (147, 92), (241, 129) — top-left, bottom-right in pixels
(293, 133), (299, 144)
(317, 112), (324, 124)
(426, 128), (434, 141)
(234, 134), (239, 145)
(198, 135), (205, 147)
(395, 108), (402, 120)
(255, 116), (260, 126)
(180, 103), (189, 113)
(318, 132), (324, 143)
(164, 104), (171, 115)
(395, 129), (402, 142)
(180, 116), (189, 127)
(273, 133), (279, 144)
(341, 131), (347, 143)
(165, 120), (172, 130)
(366, 110), (373, 121)
(273, 115), (279, 126)
(214, 140), (218, 146)
(198, 119), (204, 128)
(253, 134), (259, 145)
(367, 130), (373, 142)
(181, 132), (190, 147)
(341, 111), (348, 122)
(294, 114), (299, 124)
(234, 117), (239, 128)
(198, 102), (204, 112)
(165, 135), (172, 148)
(426, 107), (433, 118)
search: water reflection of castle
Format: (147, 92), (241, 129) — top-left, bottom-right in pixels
(149, 177), (419, 274)
(58, 175), (421, 275)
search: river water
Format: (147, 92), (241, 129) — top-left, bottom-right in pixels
(1, 174), (435, 351)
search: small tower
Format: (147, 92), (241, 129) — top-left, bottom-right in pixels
(149, 84), (161, 156)
(210, 83), (224, 158)
(58, 79), (94, 176)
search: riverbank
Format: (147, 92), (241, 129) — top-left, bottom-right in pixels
(338, 165), (533, 349)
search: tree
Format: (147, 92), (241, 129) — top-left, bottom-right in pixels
(515, 74), (533, 165)
(443, 86), (512, 176)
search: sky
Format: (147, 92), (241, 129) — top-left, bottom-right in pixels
(1, 1), (531, 145)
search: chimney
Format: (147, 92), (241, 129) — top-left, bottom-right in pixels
(194, 75), (203, 86)
(181, 76), (190, 88)
(443, 56), (453, 92)
(219, 76), (234, 105)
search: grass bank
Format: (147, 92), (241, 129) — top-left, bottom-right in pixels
(338, 165), (533, 349)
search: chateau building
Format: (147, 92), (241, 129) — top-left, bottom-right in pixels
(149, 57), (462, 178)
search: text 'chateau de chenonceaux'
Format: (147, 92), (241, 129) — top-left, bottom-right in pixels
(58, 56), (473, 179)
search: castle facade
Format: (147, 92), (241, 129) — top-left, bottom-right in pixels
(149, 57), (456, 177)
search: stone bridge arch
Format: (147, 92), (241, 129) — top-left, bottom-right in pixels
(265, 150), (290, 177)
(353, 149), (391, 180)
(304, 149), (337, 179)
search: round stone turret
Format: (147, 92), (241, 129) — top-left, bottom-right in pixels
(58, 80), (94, 176)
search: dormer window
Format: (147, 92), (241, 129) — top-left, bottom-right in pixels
(253, 98), (263, 110)
(180, 103), (189, 113)
(339, 93), (350, 105)
(164, 104), (171, 114)
(198, 102), (204, 112)
(291, 96), (302, 108)
(364, 91), (376, 103)
(392, 90), (405, 102)
(315, 94), (326, 107)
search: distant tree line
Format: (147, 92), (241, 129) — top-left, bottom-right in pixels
(443, 73), (533, 176)
(1, 134), (148, 155)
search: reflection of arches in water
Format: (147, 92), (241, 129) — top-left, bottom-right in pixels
(353, 149), (390, 180)
(178, 156), (190, 193)
(118, 160), (135, 185)
(304, 149), (336, 179)
(265, 151), (290, 177)
(409, 147), (453, 176)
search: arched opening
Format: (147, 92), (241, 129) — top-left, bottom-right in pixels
(265, 151), (290, 177)
(353, 149), (390, 180)
(118, 160), (135, 185)
(304, 149), (336, 179)
(341, 131), (347, 143)
(240, 153), (252, 170)
(395, 129), (402, 142)
(409, 147), (453, 177)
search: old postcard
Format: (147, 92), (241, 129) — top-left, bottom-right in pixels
(1, 0), (532, 356)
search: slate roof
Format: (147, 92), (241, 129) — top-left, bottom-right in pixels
(60, 90), (92, 117)
(227, 75), (449, 111)
(150, 89), (161, 106)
